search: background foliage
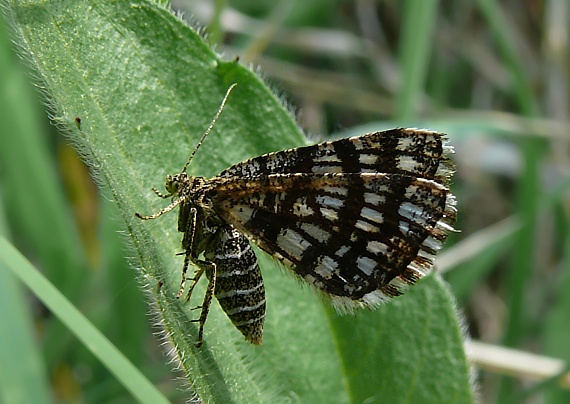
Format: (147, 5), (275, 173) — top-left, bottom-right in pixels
(1, 0), (568, 403)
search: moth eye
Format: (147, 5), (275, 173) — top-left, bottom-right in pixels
(164, 175), (179, 194)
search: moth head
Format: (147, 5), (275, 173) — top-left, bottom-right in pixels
(165, 173), (188, 196)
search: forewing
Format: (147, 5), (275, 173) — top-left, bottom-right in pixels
(209, 173), (456, 311)
(219, 129), (454, 183)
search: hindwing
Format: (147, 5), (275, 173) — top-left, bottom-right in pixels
(208, 172), (455, 311)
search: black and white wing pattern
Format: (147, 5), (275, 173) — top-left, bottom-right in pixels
(220, 128), (453, 182)
(208, 129), (456, 311)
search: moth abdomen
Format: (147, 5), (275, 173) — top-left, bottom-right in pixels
(205, 225), (266, 345)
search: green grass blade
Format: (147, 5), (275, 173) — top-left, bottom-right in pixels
(397, 0), (438, 120)
(475, 3), (543, 399)
(0, 238), (169, 404)
(0, 200), (51, 404)
(543, 233), (570, 403)
(0, 265), (52, 404)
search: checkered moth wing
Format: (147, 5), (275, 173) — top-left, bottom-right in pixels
(220, 128), (453, 182)
(207, 129), (456, 311)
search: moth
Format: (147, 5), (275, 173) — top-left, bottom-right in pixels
(136, 84), (456, 347)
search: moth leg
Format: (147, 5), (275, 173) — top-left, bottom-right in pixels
(151, 187), (172, 198)
(176, 207), (198, 299)
(190, 259), (217, 347)
(135, 196), (185, 221)
(184, 266), (205, 303)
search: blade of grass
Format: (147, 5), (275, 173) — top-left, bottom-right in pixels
(0, 196), (51, 404)
(442, 217), (519, 302)
(468, 340), (570, 388)
(0, 264), (52, 404)
(543, 228), (570, 402)
(476, 0), (543, 399)
(0, 238), (169, 404)
(397, 0), (438, 120)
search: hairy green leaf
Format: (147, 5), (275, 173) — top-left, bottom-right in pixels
(2, 0), (474, 402)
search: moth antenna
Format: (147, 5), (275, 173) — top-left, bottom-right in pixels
(182, 83), (238, 173)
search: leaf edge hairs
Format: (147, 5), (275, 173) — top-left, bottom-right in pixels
(136, 84), (457, 347)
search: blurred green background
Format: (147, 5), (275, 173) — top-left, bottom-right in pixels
(1, 0), (569, 403)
